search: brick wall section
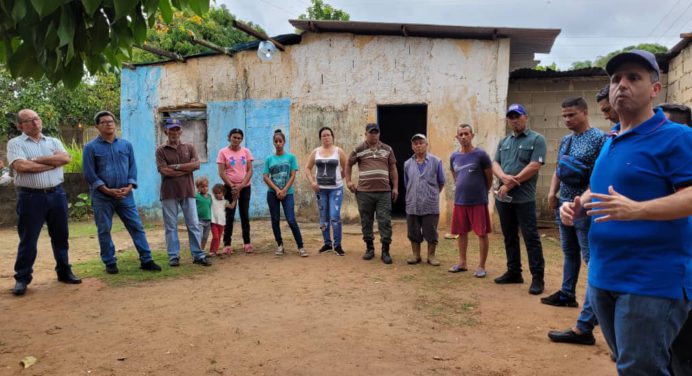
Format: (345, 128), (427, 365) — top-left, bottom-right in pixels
(0, 173), (89, 227)
(667, 44), (692, 106)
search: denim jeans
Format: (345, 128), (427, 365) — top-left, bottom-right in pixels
(495, 200), (544, 277)
(14, 186), (71, 283)
(589, 285), (691, 375)
(316, 187), (343, 248)
(161, 197), (205, 261)
(91, 190), (153, 266)
(557, 208), (591, 296)
(575, 284), (597, 334)
(267, 192), (303, 248)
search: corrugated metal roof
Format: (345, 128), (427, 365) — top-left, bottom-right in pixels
(510, 67), (607, 79)
(290, 19), (560, 70)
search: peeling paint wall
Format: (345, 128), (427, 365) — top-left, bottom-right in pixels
(121, 33), (510, 222)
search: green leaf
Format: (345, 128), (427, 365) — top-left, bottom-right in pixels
(88, 12), (110, 54)
(11, 0), (27, 22)
(74, 201), (85, 207)
(113, 0), (138, 21)
(159, 0), (173, 23)
(81, 0), (101, 16)
(30, 0), (66, 18)
(62, 57), (84, 88)
(132, 7), (147, 45)
(57, 5), (75, 47)
(188, 0), (209, 15)
(78, 193), (89, 200)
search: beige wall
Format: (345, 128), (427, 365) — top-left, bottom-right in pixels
(667, 43), (692, 105)
(137, 32), (512, 221)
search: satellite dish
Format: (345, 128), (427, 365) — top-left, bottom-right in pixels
(257, 40), (277, 62)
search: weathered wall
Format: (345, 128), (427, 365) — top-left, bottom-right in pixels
(122, 33), (511, 222)
(667, 43), (692, 106)
(508, 74), (668, 223)
(0, 173), (89, 227)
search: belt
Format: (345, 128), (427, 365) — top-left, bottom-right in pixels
(19, 185), (61, 193)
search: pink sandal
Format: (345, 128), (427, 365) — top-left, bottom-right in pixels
(222, 246), (234, 255)
(243, 244), (253, 254)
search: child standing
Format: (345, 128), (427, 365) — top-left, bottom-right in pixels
(263, 129), (307, 257)
(210, 184), (231, 257)
(195, 177), (212, 251)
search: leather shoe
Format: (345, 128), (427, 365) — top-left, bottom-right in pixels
(529, 277), (545, 295)
(12, 281), (28, 296)
(57, 272), (82, 284)
(547, 328), (595, 345)
(494, 271), (524, 284)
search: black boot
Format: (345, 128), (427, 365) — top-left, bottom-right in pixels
(362, 240), (375, 260)
(381, 243), (392, 264)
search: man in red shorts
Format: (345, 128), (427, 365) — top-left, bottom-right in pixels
(448, 124), (493, 277)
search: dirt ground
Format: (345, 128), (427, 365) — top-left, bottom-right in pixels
(0, 218), (615, 375)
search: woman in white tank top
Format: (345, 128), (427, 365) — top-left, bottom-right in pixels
(305, 127), (348, 256)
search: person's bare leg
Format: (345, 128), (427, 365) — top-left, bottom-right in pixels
(457, 233), (468, 268)
(478, 234), (488, 269)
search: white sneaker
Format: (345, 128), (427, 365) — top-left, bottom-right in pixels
(275, 245), (284, 255)
(298, 248), (309, 257)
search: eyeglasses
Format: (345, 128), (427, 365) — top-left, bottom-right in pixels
(19, 117), (41, 124)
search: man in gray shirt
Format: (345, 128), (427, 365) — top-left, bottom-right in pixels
(7, 109), (81, 296)
(492, 104), (547, 295)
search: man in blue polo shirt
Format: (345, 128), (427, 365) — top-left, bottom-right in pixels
(560, 50), (692, 375)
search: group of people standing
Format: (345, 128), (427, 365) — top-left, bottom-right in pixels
(5, 49), (691, 376)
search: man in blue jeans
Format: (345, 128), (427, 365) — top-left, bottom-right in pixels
(560, 50), (692, 375)
(83, 111), (162, 274)
(492, 104), (547, 295)
(548, 86), (617, 346)
(7, 109), (81, 296)
(156, 118), (210, 267)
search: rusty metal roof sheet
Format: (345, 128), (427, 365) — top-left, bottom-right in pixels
(290, 19), (560, 70)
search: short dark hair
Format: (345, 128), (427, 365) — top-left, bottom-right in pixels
(318, 126), (333, 139)
(561, 97), (588, 111)
(228, 128), (244, 138)
(94, 111), (117, 125)
(212, 183), (225, 194)
(457, 123), (474, 134)
(596, 84), (610, 102)
(659, 103), (692, 126)
(273, 129), (285, 142)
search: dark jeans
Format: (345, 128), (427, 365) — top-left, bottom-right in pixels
(91, 190), (154, 266)
(672, 311), (692, 376)
(495, 199), (544, 277)
(224, 185), (251, 245)
(14, 186), (71, 283)
(267, 191), (303, 248)
(590, 286), (691, 375)
(356, 191), (392, 245)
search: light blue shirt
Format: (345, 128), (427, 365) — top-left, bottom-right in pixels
(7, 133), (66, 189)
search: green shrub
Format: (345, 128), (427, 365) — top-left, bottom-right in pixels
(63, 140), (83, 173)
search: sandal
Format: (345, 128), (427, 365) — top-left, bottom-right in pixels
(243, 244), (253, 254)
(222, 246), (234, 255)
(448, 264), (468, 273)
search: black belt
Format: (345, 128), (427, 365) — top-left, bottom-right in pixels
(19, 185), (61, 193)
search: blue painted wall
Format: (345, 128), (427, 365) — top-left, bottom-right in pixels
(121, 68), (291, 218)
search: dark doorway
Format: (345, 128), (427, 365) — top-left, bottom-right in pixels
(377, 104), (428, 216)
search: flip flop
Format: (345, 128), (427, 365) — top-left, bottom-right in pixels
(448, 264), (468, 273)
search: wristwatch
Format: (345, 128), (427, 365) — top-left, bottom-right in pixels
(174, 164), (180, 170)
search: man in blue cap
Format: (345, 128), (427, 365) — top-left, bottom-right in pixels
(492, 103), (547, 295)
(560, 50), (692, 374)
(156, 118), (211, 267)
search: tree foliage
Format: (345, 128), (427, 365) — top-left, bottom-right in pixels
(298, 0), (350, 21)
(534, 62), (559, 71)
(570, 60), (593, 70)
(592, 43), (668, 68)
(133, 5), (262, 64)
(0, 68), (120, 137)
(0, 0), (210, 88)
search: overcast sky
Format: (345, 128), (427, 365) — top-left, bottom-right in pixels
(218, 0), (691, 69)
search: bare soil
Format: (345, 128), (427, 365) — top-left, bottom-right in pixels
(0, 219), (615, 375)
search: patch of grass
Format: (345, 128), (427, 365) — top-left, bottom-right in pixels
(72, 250), (204, 286)
(68, 221), (154, 238)
(416, 293), (477, 327)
